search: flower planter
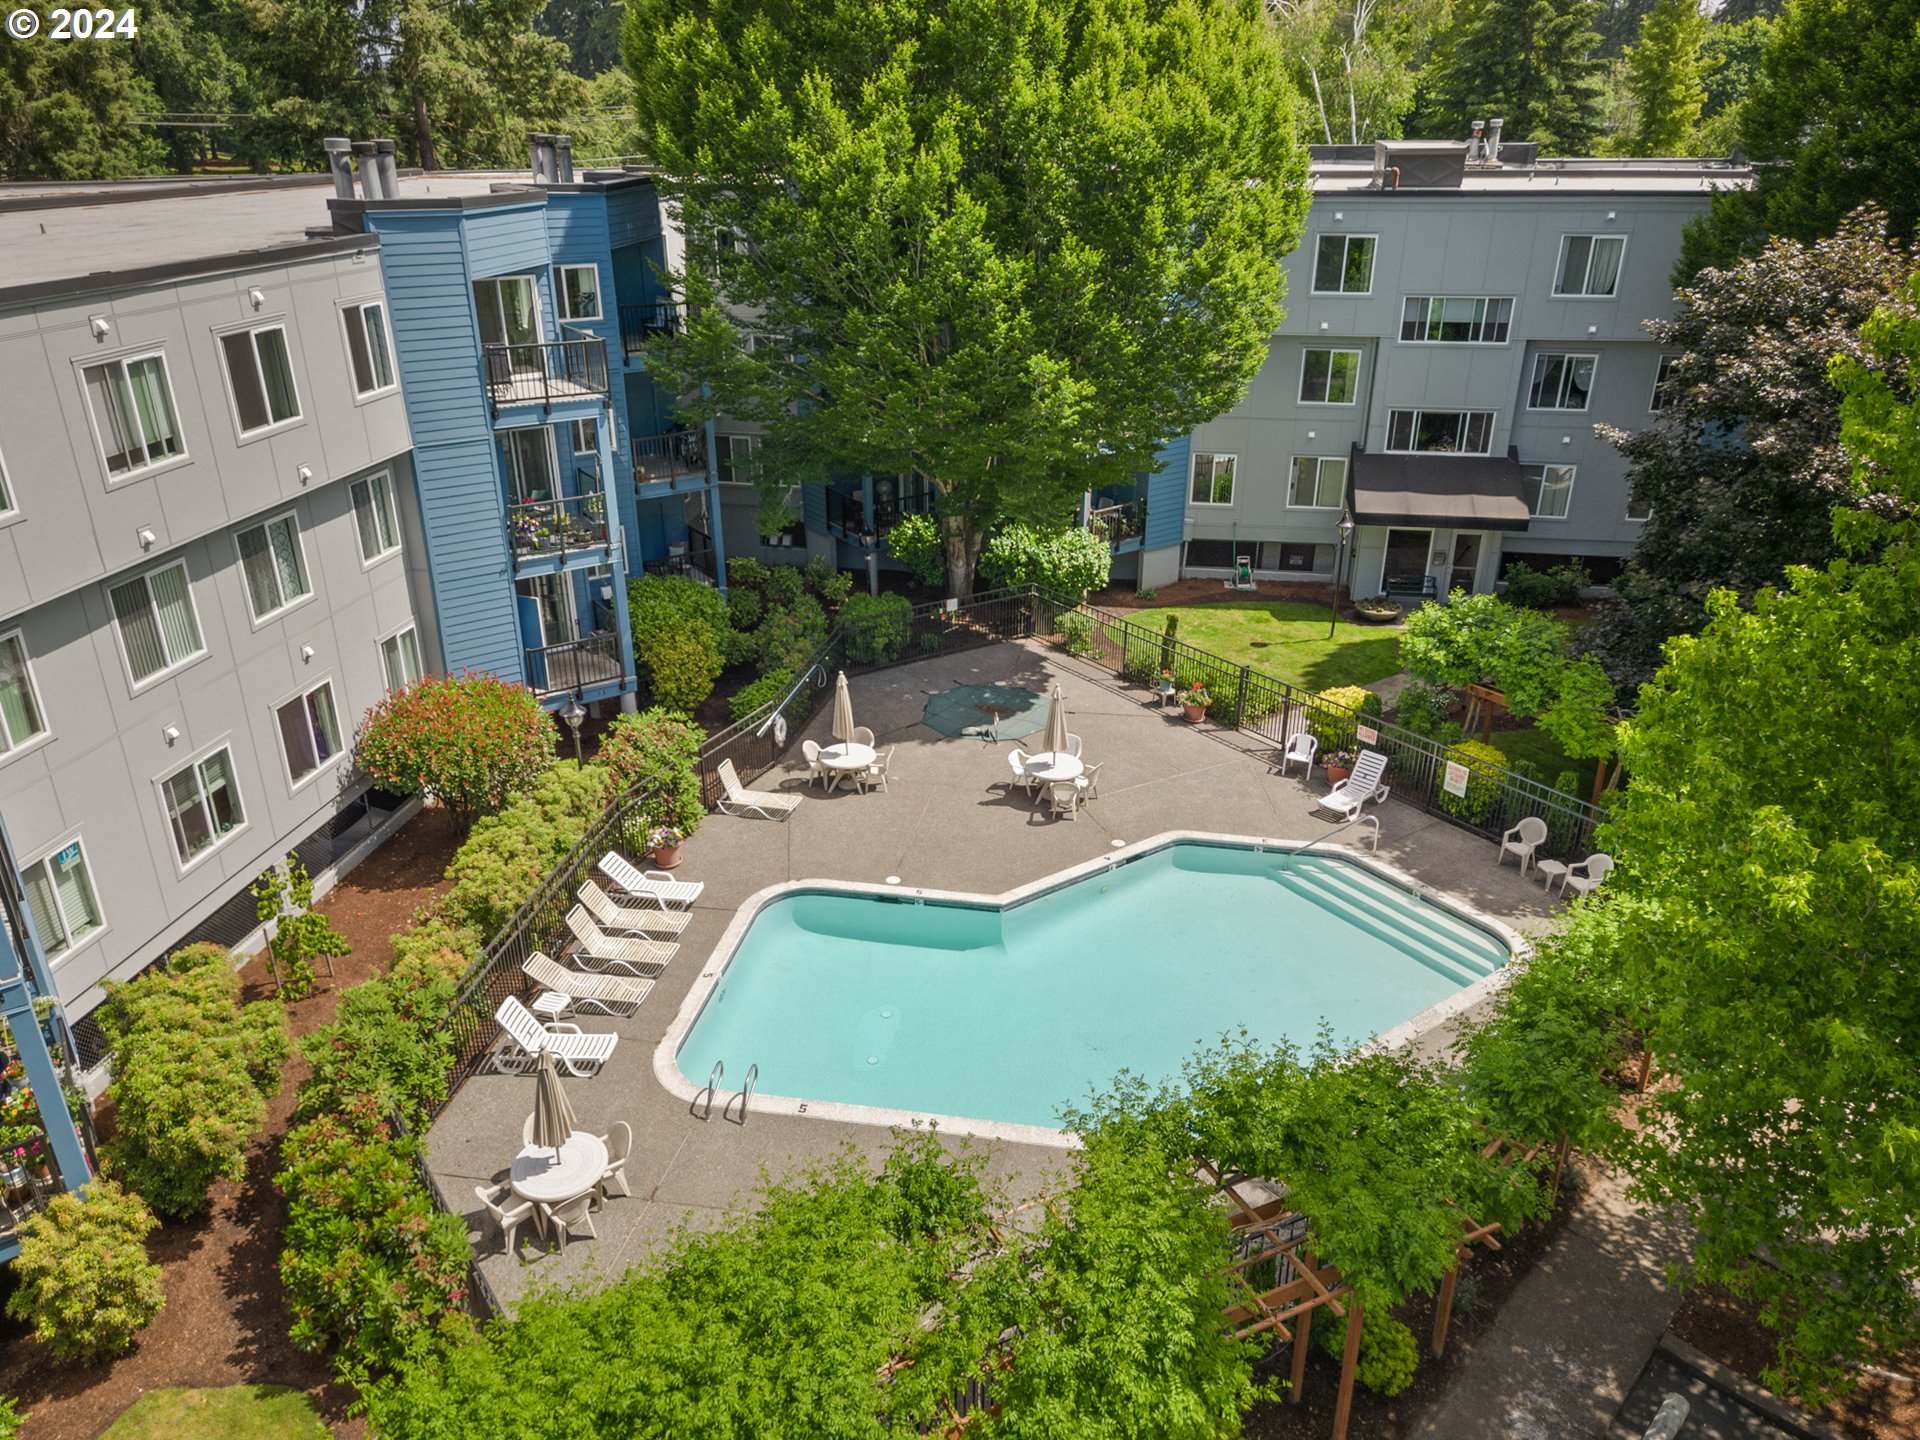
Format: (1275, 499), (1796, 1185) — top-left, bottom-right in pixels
(1324, 763), (1353, 787)
(651, 843), (684, 871)
(1354, 605), (1401, 626)
(1182, 703), (1208, 724)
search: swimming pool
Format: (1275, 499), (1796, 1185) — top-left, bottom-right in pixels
(659, 837), (1518, 1142)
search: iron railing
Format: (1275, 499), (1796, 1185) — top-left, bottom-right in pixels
(642, 523), (719, 586)
(633, 428), (708, 486)
(525, 630), (623, 700)
(507, 479), (609, 562)
(824, 485), (865, 537)
(482, 325), (609, 409)
(1087, 500), (1146, 547)
(620, 302), (683, 356)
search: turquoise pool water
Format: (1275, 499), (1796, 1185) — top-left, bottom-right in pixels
(676, 843), (1509, 1131)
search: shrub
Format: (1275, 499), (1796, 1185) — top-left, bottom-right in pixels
(1305, 684), (1384, 753)
(729, 668), (796, 724)
(354, 673), (556, 833)
(727, 586), (764, 633)
(438, 761), (611, 937)
(841, 592), (914, 665)
(5, 1180), (164, 1363)
(1394, 679), (1457, 736)
(644, 619), (727, 713)
(294, 967), (457, 1130)
(251, 856), (350, 1001)
(885, 511), (946, 588)
(1134, 587), (1157, 602)
(725, 556), (772, 596)
(802, 556), (853, 610)
(1159, 614), (1179, 671)
(279, 1098), (471, 1375)
(0, 1397), (22, 1437)
(628, 572), (731, 640)
(1503, 561), (1590, 611)
(1437, 739), (1511, 825)
(979, 522), (1111, 600)
(97, 951), (289, 1218)
(389, 915), (480, 988)
(597, 708), (705, 836)
(1055, 610), (1097, 655)
(1316, 1311), (1420, 1396)
(763, 565), (804, 608)
(756, 594), (829, 672)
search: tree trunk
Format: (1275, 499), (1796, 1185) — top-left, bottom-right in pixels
(939, 508), (982, 599)
(414, 97), (438, 172)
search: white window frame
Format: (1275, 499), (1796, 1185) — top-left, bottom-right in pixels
(274, 677), (345, 791)
(1521, 463), (1577, 520)
(339, 299), (398, 400)
(1553, 234), (1627, 298)
(1189, 452), (1237, 507)
(350, 471), (403, 567)
(0, 627), (51, 762)
(217, 322), (304, 439)
(380, 624), (425, 692)
(0, 440), (14, 518)
(1399, 296), (1514, 345)
(156, 741), (247, 872)
(569, 418), (600, 457)
(554, 264), (604, 322)
(1527, 352), (1598, 412)
(20, 835), (105, 963)
(1626, 495), (1653, 523)
(1311, 234), (1376, 295)
(109, 559), (207, 691)
(718, 433), (761, 485)
(1384, 409), (1496, 456)
(1649, 355), (1678, 412)
(80, 349), (189, 483)
(1287, 456), (1348, 510)
(233, 510), (314, 623)
(1298, 347), (1361, 406)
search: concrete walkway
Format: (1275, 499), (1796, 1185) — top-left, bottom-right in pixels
(1409, 1163), (1692, 1440)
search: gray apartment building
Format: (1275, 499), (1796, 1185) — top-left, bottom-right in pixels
(0, 178), (433, 1064)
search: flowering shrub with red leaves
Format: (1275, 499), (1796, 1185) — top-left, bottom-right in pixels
(354, 672), (557, 833)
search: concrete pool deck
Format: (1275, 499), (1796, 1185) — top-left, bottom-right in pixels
(425, 639), (1568, 1309)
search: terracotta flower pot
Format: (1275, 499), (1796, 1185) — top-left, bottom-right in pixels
(1324, 763), (1353, 786)
(1182, 703), (1207, 724)
(651, 844), (684, 871)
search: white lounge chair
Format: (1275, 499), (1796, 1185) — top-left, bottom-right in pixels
(1313, 750), (1391, 822)
(802, 739), (829, 790)
(1564, 853), (1614, 897)
(577, 878), (689, 937)
(1498, 816), (1549, 874)
(1075, 761), (1103, 801)
(492, 995), (618, 1078)
(1276, 732), (1317, 777)
(474, 1182), (535, 1256)
(1008, 749), (1040, 797)
(716, 758), (802, 819)
(525, 951), (653, 1016)
(858, 746), (893, 794)
(565, 906), (678, 976)
(541, 1190), (598, 1248)
(852, 725), (875, 748)
(1047, 780), (1079, 820)
(598, 1121), (633, 1200)
(597, 851), (705, 908)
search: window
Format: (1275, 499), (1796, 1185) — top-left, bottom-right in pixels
(1626, 494), (1653, 522)
(1312, 234), (1375, 294)
(1288, 456), (1347, 509)
(1400, 296), (1513, 344)
(0, 443), (12, 515)
(220, 325), (301, 435)
(474, 276), (541, 350)
(1649, 355), (1679, 412)
(161, 746), (244, 866)
(1385, 410), (1495, 454)
(570, 418), (599, 456)
(1189, 452), (1236, 506)
(276, 680), (343, 786)
(350, 473), (401, 563)
(82, 353), (185, 477)
(1299, 348), (1360, 405)
(555, 265), (602, 321)
(20, 842), (102, 960)
(1184, 538), (1238, 569)
(719, 434), (760, 485)
(1521, 463), (1576, 519)
(381, 626), (424, 691)
(1528, 353), (1596, 411)
(235, 513), (311, 620)
(0, 631), (47, 756)
(1554, 235), (1625, 297)
(110, 562), (204, 685)
(342, 301), (395, 397)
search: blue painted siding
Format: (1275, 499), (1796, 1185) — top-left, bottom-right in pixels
(801, 481), (828, 532)
(1144, 437), (1190, 553)
(462, 203), (555, 279)
(604, 185), (664, 248)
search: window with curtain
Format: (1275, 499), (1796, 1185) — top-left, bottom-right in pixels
(21, 844), (102, 958)
(350, 473), (401, 562)
(221, 326), (301, 434)
(570, 418), (599, 457)
(162, 746), (244, 865)
(1299, 348), (1360, 404)
(0, 631), (48, 754)
(1288, 456), (1347, 509)
(1521, 463), (1577, 519)
(235, 513), (311, 619)
(342, 302), (395, 396)
(110, 562), (204, 684)
(276, 680), (342, 785)
(1554, 236), (1625, 297)
(82, 354), (185, 477)
(381, 627), (423, 691)
(556, 265), (602, 321)
(1528, 353), (1596, 411)
(1400, 296), (1513, 344)
(1649, 355), (1679, 412)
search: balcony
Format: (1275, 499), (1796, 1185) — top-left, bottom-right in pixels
(1088, 498), (1146, 550)
(484, 325), (610, 412)
(620, 302), (683, 359)
(526, 630), (622, 701)
(827, 481), (934, 541)
(642, 523), (718, 586)
(633, 428), (709, 489)
(507, 479), (610, 569)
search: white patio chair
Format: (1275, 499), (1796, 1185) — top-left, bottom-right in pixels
(1313, 750), (1391, 823)
(1065, 732), (1084, 758)
(852, 725), (875, 748)
(1008, 748), (1040, 797)
(1498, 816), (1549, 874)
(802, 739), (829, 790)
(577, 878), (689, 937)
(1075, 761), (1103, 801)
(1564, 853), (1614, 897)
(716, 758), (802, 820)
(597, 851), (704, 908)
(1276, 732), (1318, 777)
(542, 1190), (598, 1248)
(525, 951), (653, 1016)
(492, 995), (618, 1078)
(1048, 780), (1079, 820)
(858, 747), (893, 794)
(474, 1182), (535, 1256)
(598, 1121), (633, 1200)
(565, 906), (678, 976)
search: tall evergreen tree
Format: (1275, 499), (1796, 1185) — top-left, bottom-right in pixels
(1618, 0), (1708, 155)
(1412, 0), (1606, 152)
(0, 0), (164, 179)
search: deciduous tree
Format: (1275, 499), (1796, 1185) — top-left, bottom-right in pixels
(1266, 0), (1452, 144)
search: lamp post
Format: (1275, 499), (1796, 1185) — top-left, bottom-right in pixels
(561, 691), (587, 765)
(1328, 515), (1356, 639)
(860, 528), (879, 597)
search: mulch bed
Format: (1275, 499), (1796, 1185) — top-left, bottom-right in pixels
(0, 808), (462, 1440)
(1090, 579), (1348, 614)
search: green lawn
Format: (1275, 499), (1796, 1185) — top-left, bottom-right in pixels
(102, 1387), (331, 1440)
(1121, 600), (1402, 691)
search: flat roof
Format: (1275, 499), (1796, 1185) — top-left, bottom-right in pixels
(1308, 157), (1752, 196)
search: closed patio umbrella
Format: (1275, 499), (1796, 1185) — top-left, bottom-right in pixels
(832, 670), (856, 744)
(531, 1048), (577, 1161)
(1042, 683), (1070, 758)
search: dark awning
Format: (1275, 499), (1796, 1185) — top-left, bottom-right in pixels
(1347, 446), (1533, 531)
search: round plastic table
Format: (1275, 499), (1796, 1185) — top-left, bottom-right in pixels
(510, 1132), (609, 1207)
(1023, 751), (1084, 784)
(819, 741), (877, 792)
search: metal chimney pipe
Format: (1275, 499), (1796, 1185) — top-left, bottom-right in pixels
(1469, 120), (1485, 162)
(1486, 118), (1504, 164)
(554, 134), (574, 184)
(323, 137), (355, 199)
(351, 141), (384, 200)
(528, 134), (552, 183)
(373, 139), (399, 198)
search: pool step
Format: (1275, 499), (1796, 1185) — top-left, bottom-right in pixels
(1268, 861), (1505, 988)
(1283, 855), (1509, 974)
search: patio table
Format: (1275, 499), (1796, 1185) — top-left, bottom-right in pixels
(819, 742), (877, 792)
(1535, 859), (1570, 896)
(511, 1132), (609, 1214)
(1023, 751), (1084, 785)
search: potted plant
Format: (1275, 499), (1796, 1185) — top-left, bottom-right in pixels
(1354, 595), (1402, 624)
(1156, 667), (1177, 697)
(1323, 748), (1356, 786)
(646, 823), (688, 870)
(1179, 680), (1212, 723)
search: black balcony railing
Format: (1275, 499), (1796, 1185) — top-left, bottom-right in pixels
(642, 523), (718, 585)
(1088, 499), (1146, 547)
(525, 630), (622, 700)
(483, 325), (610, 409)
(633, 428), (708, 486)
(825, 486), (865, 536)
(507, 475), (609, 562)
(620, 302), (683, 357)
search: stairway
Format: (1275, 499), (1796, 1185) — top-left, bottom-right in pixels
(1268, 854), (1508, 988)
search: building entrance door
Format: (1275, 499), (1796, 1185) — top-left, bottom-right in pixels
(1449, 533), (1482, 595)
(1381, 528), (1432, 596)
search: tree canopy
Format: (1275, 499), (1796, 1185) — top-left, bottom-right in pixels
(1412, 0), (1606, 154)
(1616, 0), (1709, 157)
(623, 0), (1311, 595)
(0, 1), (163, 179)
(1266, 0), (1453, 145)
